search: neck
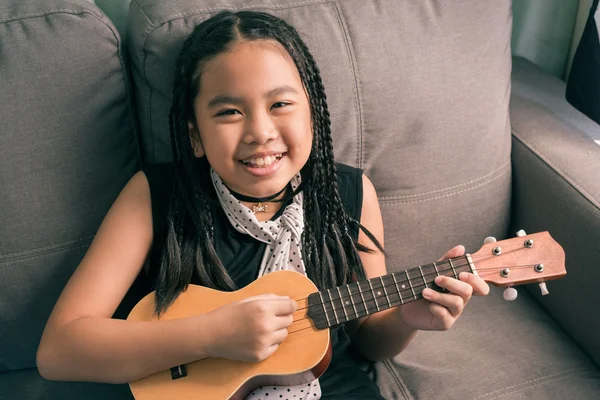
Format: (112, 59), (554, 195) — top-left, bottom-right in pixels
(306, 255), (475, 329)
(227, 183), (290, 203)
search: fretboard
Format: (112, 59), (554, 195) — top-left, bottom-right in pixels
(307, 255), (474, 329)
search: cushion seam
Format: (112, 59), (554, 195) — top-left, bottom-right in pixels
(140, 0), (340, 26)
(0, 8), (101, 24)
(381, 359), (414, 400)
(511, 132), (600, 210)
(471, 367), (596, 399)
(379, 159), (511, 200)
(333, 1), (364, 168)
(379, 160), (510, 205)
(0, 235), (94, 262)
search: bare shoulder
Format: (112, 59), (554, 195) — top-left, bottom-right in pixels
(43, 171), (154, 329)
(359, 173), (385, 252)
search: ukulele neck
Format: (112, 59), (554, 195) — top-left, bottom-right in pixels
(307, 255), (475, 329)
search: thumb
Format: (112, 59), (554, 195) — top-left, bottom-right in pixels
(238, 293), (290, 304)
(438, 245), (465, 261)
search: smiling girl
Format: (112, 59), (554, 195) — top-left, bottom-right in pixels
(37, 10), (489, 399)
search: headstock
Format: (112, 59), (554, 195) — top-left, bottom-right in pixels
(470, 231), (566, 300)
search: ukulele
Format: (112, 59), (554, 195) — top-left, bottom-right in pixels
(127, 231), (566, 400)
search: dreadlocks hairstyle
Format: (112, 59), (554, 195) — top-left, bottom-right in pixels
(154, 10), (384, 316)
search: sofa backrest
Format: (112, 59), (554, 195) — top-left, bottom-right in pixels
(127, 0), (513, 268)
(0, 0), (138, 371)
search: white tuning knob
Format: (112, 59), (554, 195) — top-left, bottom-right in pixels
(503, 287), (518, 301)
(516, 230), (527, 237)
(539, 282), (549, 296)
(484, 236), (497, 244)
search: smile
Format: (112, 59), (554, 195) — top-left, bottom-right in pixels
(240, 153), (284, 168)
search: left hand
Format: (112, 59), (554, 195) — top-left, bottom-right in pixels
(397, 245), (490, 331)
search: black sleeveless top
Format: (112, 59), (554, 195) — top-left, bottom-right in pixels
(141, 161), (384, 400)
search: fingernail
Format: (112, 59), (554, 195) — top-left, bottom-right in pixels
(434, 276), (443, 285)
(459, 272), (469, 280)
(422, 289), (433, 299)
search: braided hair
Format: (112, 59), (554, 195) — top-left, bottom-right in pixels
(154, 10), (384, 316)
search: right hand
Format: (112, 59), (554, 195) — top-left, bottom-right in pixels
(204, 294), (298, 362)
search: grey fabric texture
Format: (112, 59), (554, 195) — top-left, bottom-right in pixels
(510, 59), (600, 367)
(0, 367), (132, 400)
(0, 0), (138, 372)
(377, 287), (600, 400)
(512, 57), (600, 142)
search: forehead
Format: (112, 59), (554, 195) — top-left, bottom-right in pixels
(196, 40), (304, 101)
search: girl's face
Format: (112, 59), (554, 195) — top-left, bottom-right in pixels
(190, 40), (313, 198)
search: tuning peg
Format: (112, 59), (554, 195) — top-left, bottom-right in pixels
(539, 282), (549, 296)
(516, 230), (526, 237)
(503, 287), (518, 301)
(484, 236), (497, 244)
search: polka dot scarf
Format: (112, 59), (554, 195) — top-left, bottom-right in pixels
(210, 168), (322, 400)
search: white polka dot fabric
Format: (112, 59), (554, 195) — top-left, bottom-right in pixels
(210, 168), (322, 400)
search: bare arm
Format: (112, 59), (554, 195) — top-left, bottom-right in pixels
(36, 171), (298, 383)
(345, 175), (489, 361)
(344, 174), (417, 362)
(36, 171), (210, 383)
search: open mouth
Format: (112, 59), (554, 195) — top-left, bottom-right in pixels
(239, 153), (285, 168)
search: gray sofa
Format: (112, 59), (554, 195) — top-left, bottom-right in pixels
(1, 0), (599, 399)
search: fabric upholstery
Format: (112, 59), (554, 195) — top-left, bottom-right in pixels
(377, 287), (600, 399)
(0, 0), (138, 372)
(511, 58), (600, 367)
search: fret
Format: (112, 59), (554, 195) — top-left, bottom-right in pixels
(317, 291), (331, 327)
(405, 269), (416, 299)
(326, 289), (340, 325)
(357, 281), (367, 317)
(346, 284), (358, 319)
(433, 261), (440, 276)
(392, 274), (404, 304)
(466, 254), (477, 275)
(380, 276), (391, 308)
(336, 286), (348, 321)
(367, 280), (380, 312)
(448, 258), (458, 278)
(418, 265), (427, 288)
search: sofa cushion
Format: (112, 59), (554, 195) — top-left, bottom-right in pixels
(0, 367), (133, 400)
(0, 0), (138, 371)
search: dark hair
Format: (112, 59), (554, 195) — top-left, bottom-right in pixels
(155, 10), (384, 316)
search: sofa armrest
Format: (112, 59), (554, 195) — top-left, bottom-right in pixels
(509, 58), (600, 367)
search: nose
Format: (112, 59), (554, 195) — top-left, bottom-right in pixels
(243, 110), (278, 145)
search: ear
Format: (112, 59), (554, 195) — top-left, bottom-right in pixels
(188, 121), (204, 158)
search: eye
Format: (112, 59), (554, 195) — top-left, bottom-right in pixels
(216, 109), (241, 117)
(271, 102), (290, 109)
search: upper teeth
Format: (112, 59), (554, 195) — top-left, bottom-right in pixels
(243, 154), (282, 166)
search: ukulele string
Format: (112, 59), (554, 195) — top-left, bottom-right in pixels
(292, 252), (533, 311)
(288, 262), (538, 329)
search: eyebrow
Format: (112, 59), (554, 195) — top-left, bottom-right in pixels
(206, 85), (299, 108)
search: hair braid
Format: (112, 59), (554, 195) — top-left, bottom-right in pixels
(153, 11), (386, 316)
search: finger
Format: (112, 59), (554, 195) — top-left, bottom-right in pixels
(240, 293), (289, 304)
(433, 275), (474, 302)
(271, 327), (289, 345)
(428, 302), (455, 330)
(272, 299), (298, 316)
(437, 245), (465, 261)
(458, 272), (490, 296)
(422, 288), (465, 318)
(272, 314), (294, 330)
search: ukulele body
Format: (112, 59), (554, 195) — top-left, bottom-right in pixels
(127, 270), (331, 400)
